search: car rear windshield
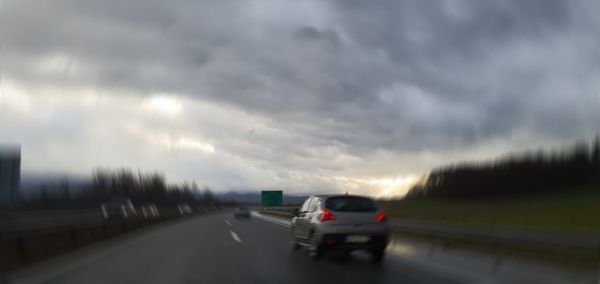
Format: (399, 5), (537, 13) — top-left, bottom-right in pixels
(324, 196), (377, 212)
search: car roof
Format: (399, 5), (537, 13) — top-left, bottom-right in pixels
(312, 194), (372, 200)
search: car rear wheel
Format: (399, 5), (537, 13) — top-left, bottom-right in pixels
(291, 239), (300, 251)
(290, 227), (300, 251)
(370, 249), (385, 263)
(339, 250), (351, 260)
(308, 234), (324, 259)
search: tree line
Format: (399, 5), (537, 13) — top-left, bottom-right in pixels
(405, 137), (600, 200)
(21, 168), (222, 210)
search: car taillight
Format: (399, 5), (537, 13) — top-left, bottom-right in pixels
(376, 211), (387, 222)
(320, 209), (336, 222)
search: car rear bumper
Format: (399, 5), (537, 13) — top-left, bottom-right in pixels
(318, 233), (389, 251)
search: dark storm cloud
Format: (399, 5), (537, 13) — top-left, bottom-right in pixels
(293, 26), (341, 48)
(320, 0), (599, 149)
(2, 0), (599, 183)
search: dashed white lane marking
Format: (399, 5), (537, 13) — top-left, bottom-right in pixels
(229, 230), (242, 243)
(225, 220), (231, 226)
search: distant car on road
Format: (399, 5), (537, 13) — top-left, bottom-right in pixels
(101, 197), (137, 220)
(234, 206), (251, 219)
(290, 195), (390, 262)
(177, 203), (193, 215)
(141, 203), (160, 219)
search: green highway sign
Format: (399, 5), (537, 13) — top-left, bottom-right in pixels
(261, 190), (283, 207)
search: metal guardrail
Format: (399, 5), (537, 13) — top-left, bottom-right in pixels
(0, 207), (230, 273)
(391, 220), (600, 254)
(0, 207), (216, 239)
(0, 210), (104, 234)
(258, 209), (600, 255)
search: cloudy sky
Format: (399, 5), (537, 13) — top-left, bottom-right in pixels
(1, 0), (599, 197)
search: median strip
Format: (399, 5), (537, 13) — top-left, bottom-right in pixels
(251, 212), (291, 228)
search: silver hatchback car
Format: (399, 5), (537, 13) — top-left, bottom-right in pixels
(290, 195), (390, 262)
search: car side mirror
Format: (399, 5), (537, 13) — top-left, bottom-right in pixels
(292, 208), (300, 216)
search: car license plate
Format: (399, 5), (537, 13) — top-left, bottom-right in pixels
(345, 235), (369, 243)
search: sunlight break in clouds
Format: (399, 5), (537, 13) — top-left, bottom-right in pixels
(169, 137), (216, 154)
(143, 96), (183, 117)
(369, 176), (419, 199)
(333, 175), (419, 198)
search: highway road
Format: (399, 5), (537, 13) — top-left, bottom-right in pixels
(8, 212), (596, 284)
(6, 213), (464, 284)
